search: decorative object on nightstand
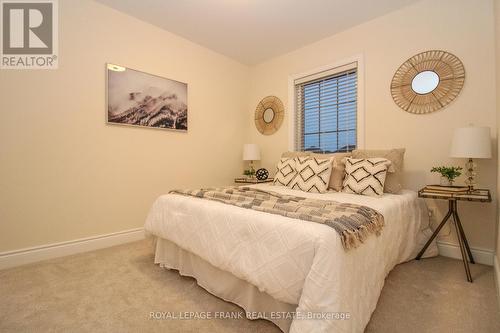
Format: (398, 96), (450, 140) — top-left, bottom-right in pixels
(243, 144), (261, 178)
(416, 186), (491, 283)
(430, 166), (462, 186)
(255, 168), (269, 181)
(450, 126), (492, 191)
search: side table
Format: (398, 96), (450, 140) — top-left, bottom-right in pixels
(415, 187), (491, 283)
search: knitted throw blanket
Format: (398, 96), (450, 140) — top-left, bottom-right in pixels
(169, 186), (384, 251)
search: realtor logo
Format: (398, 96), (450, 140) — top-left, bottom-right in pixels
(1, 0), (58, 69)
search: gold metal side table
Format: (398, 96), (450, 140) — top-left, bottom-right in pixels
(415, 187), (491, 283)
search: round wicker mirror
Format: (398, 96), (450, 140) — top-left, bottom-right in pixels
(390, 50), (465, 114)
(255, 96), (284, 135)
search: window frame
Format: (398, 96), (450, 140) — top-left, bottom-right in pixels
(288, 55), (365, 152)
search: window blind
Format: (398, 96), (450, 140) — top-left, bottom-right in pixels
(294, 63), (357, 153)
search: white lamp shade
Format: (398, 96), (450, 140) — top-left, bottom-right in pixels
(450, 126), (492, 159)
(243, 144), (261, 161)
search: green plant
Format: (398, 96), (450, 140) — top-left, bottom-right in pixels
(243, 169), (255, 177)
(430, 166), (463, 182)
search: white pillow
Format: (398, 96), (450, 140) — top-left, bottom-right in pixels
(289, 156), (333, 193)
(342, 158), (391, 197)
(273, 157), (297, 186)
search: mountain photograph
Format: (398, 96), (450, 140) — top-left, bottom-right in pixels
(107, 64), (188, 131)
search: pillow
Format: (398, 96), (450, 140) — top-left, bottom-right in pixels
(273, 158), (297, 186)
(342, 158), (392, 197)
(351, 148), (405, 194)
(289, 156), (333, 193)
(310, 152), (351, 191)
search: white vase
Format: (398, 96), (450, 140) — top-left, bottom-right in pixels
(440, 176), (452, 186)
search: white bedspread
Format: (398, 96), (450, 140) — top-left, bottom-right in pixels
(144, 184), (437, 332)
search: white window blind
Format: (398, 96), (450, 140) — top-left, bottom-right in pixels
(294, 63), (357, 153)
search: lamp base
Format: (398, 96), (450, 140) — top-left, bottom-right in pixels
(464, 158), (477, 192)
(249, 160), (255, 174)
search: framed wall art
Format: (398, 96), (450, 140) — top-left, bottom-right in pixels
(106, 63), (188, 131)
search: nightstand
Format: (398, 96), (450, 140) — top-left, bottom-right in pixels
(415, 186), (491, 282)
(234, 177), (274, 184)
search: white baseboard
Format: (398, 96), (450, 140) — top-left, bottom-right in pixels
(437, 241), (494, 266)
(494, 255), (500, 310)
(0, 228), (145, 270)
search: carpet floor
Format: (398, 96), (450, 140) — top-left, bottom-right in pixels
(1, 239), (499, 332)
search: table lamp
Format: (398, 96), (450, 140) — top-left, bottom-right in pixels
(243, 144), (261, 178)
(450, 126), (491, 190)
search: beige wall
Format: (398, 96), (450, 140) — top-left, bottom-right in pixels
(245, 0), (498, 250)
(1, 0), (498, 255)
(0, 0), (249, 252)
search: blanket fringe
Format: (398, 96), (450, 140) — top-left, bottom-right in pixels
(341, 215), (385, 250)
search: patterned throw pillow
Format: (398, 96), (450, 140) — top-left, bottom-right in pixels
(273, 158), (297, 186)
(342, 158), (392, 197)
(351, 148), (405, 194)
(289, 156), (333, 193)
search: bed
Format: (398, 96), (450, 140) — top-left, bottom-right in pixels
(144, 183), (438, 332)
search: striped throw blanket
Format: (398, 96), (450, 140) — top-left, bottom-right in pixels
(170, 186), (384, 251)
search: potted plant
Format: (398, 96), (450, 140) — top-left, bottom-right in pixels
(243, 169), (255, 179)
(430, 166), (463, 186)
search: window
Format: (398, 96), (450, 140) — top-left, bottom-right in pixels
(294, 62), (358, 153)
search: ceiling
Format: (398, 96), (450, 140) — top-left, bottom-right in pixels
(95, 0), (421, 65)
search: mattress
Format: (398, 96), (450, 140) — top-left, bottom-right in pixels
(144, 184), (438, 332)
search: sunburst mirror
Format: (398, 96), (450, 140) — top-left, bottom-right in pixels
(254, 96), (284, 135)
(390, 50), (465, 114)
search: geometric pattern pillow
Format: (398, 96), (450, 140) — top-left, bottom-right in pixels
(351, 148), (405, 194)
(289, 156), (333, 193)
(342, 158), (392, 197)
(273, 158), (297, 186)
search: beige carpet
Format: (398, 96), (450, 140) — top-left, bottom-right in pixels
(1, 239), (499, 333)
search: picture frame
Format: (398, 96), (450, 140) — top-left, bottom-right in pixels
(106, 63), (188, 131)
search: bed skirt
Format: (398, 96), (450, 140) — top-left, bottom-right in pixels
(154, 237), (296, 332)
